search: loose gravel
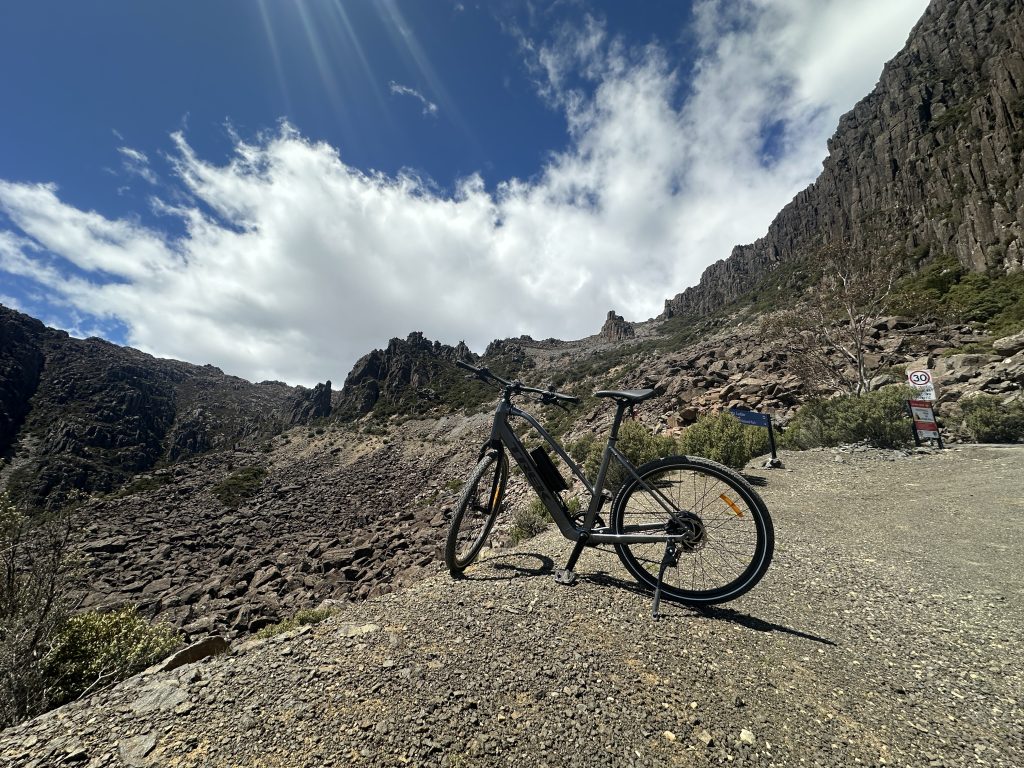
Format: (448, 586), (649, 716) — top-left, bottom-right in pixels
(1, 444), (1021, 767)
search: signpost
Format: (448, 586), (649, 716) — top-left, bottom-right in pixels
(907, 369), (936, 401)
(729, 408), (782, 467)
(907, 398), (943, 448)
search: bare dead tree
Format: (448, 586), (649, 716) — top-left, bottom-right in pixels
(761, 244), (902, 396)
(0, 493), (83, 727)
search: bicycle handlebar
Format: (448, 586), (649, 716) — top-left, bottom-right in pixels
(456, 359), (581, 404)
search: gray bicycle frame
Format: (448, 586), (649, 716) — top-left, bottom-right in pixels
(488, 398), (690, 545)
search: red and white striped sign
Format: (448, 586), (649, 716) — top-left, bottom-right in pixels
(908, 399), (939, 439)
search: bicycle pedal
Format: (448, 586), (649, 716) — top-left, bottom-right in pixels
(552, 569), (577, 586)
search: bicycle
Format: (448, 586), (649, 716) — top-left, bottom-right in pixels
(444, 360), (774, 616)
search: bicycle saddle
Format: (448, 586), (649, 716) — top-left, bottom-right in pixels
(594, 388), (656, 403)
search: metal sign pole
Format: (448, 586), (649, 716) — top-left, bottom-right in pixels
(729, 408), (783, 468)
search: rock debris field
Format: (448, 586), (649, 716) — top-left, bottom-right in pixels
(1, 444), (1022, 767)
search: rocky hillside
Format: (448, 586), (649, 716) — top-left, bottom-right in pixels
(4, 307), (1009, 650)
(2, 444), (1022, 767)
(0, 305), (333, 508)
(68, 412), (503, 641)
(3, 0), (1024, 713)
(664, 0), (1024, 318)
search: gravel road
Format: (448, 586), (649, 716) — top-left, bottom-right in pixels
(1, 444), (1021, 767)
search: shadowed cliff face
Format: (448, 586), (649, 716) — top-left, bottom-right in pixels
(335, 333), (474, 420)
(0, 305), (333, 508)
(0, 311), (46, 456)
(665, 0), (1024, 319)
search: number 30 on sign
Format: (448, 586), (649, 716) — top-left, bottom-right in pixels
(907, 370), (936, 401)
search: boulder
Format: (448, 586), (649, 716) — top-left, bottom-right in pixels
(993, 331), (1024, 356)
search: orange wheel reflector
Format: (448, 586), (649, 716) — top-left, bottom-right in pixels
(719, 493), (743, 517)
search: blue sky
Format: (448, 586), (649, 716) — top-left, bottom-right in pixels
(0, 0), (929, 385)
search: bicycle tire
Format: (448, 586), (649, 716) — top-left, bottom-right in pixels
(445, 450), (509, 574)
(611, 455), (774, 605)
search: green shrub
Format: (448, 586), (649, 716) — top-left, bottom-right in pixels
(509, 498), (551, 545)
(890, 254), (1024, 337)
(509, 497), (581, 545)
(583, 420), (678, 494)
(255, 606), (338, 639)
(565, 432), (596, 465)
(959, 395), (1024, 443)
(781, 386), (916, 449)
(41, 606), (180, 707)
(112, 474), (171, 498)
(677, 412), (770, 469)
(211, 465), (268, 507)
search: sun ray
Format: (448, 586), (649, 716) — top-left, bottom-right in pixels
(255, 0), (293, 115)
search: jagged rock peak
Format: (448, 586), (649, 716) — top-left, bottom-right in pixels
(288, 380), (333, 425)
(337, 333), (469, 419)
(664, 0), (1024, 319)
(599, 310), (635, 342)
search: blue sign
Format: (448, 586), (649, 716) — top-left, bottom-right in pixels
(729, 408), (771, 428)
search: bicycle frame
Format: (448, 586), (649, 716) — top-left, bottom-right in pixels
(486, 398), (689, 546)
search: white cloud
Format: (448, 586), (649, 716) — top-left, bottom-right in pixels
(117, 146), (159, 184)
(388, 81), (439, 117)
(0, 0), (928, 387)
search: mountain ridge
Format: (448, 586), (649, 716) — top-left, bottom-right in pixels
(663, 0), (1024, 319)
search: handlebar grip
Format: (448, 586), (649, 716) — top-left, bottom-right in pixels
(565, 395), (581, 404)
(456, 359), (478, 373)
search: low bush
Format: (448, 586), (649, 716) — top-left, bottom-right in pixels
(781, 386), (916, 449)
(41, 606), (180, 708)
(583, 420), (678, 494)
(255, 607), (338, 640)
(211, 465), (268, 507)
(565, 432), (596, 465)
(509, 498), (551, 545)
(958, 395), (1024, 443)
(508, 497), (581, 545)
(2, 496), (180, 727)
(891, 254), (1024, 337)
(113, 474), (171, 498)
(677, 412), (770, 469)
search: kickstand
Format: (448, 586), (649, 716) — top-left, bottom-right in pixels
(652, 541), (678, 619)
(553, 536), (587, 586)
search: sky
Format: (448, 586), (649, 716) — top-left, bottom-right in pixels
(0, 0), (931, 387)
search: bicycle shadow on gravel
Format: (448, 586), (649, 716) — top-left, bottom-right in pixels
(453, 552), (555, 582)
(585, 571), (835, 647)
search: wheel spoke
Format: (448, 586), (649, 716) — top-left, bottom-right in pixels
(445, 454), (508, 571)
(612, 458), (772, 605)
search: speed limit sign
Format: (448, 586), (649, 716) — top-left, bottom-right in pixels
(907, 370), (936, 400)
(908, 370), (932, 386)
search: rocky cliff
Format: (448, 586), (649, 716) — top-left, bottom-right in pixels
(334, 333), (473, 420)
(0, 305), (333, 508)
(665, 0), (1024, 318)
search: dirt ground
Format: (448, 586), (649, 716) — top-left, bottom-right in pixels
(1, 443), (1022, 768)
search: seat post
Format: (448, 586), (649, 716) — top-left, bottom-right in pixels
(608, 401), (629, 442)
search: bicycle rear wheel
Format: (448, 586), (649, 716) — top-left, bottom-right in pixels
(445, 450), (509, 574)
(611, 455), (773, 605)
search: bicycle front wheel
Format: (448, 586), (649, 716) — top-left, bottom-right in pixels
(611, 455), (774, 605)
(445, 450), (509, 574)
